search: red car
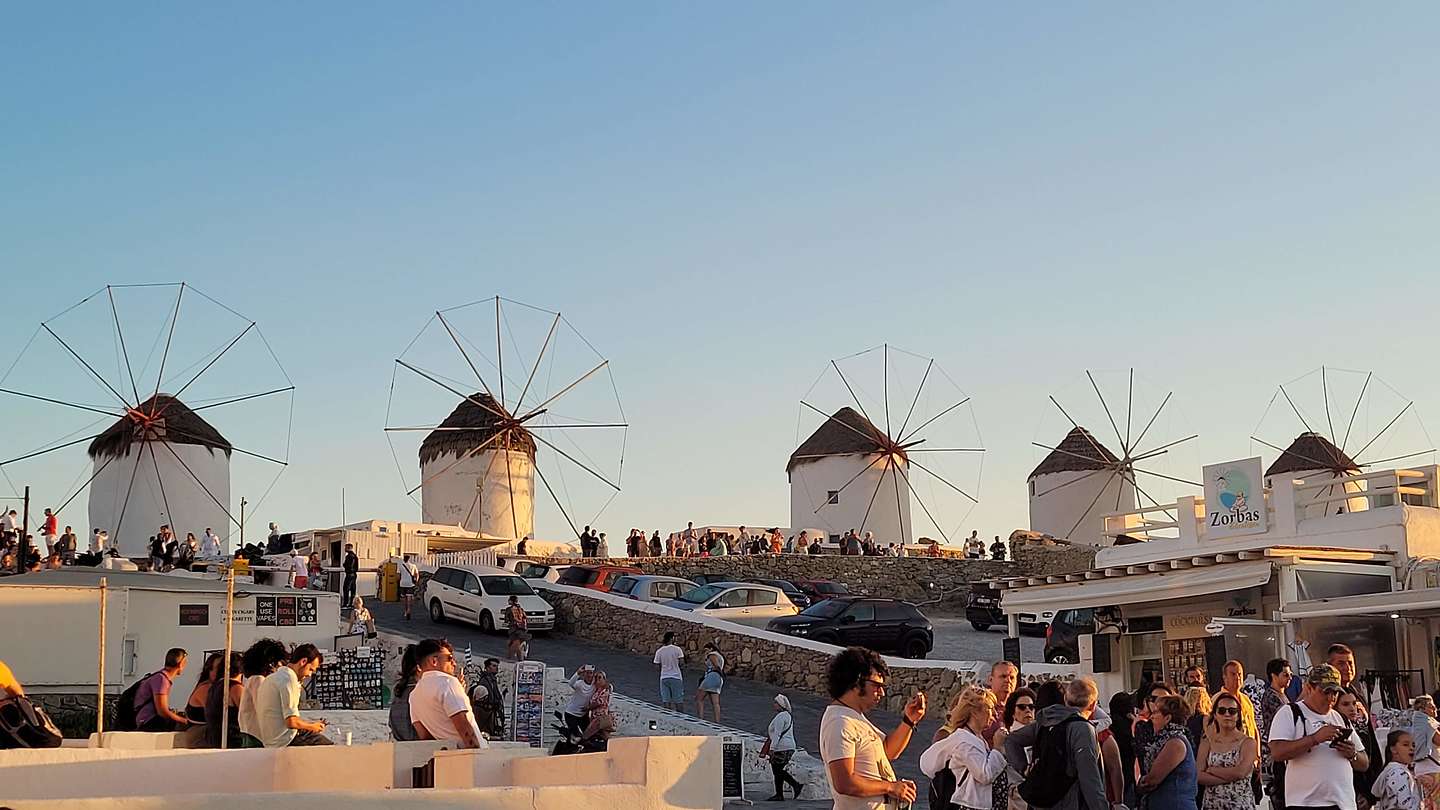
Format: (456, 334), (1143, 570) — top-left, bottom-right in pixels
(791, 579), (851, 603)
(556, 564), (642, 592)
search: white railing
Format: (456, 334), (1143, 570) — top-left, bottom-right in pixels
(1291, 468), (1435, 513)
(421, 548), (499, 571)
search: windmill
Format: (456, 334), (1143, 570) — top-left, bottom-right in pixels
(0, 283), (294, 557)
(789, 344), (983, 547)
(1029, 369), (1199, 545)
(384, 296), (627, 547)
(1251, 367), (1435, 517)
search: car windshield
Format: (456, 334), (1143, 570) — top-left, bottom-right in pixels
(801, 600), (848, 618)
(816, 582), (850, 595)
(558, 568), (598, 585)
(676, 584), (725, 604)
(480, 576), (535, 596)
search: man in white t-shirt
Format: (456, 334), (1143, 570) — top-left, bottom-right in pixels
(820, 647), (926, 810)
(1269, 663), (1370, 810)
(394, 554), (419, 620)
(653, 632), (686, 711)
(562, 665), (597, 737)
(408, 638), (485, 748)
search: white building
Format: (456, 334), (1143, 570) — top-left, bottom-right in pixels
(0, 568), (341, 705)
(997, 458), (1440, 705)
(419, 393), (535, 542)
(788, 407), (912, 543)
(1028, 426), (1136, 546)
(87, 394), (231, 558)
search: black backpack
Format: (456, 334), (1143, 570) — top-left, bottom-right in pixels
(0, 695), (63, 748)
(1018, 714), (1088, 808)
(928, 761), (971, 810)
(114, 673), (155, 731)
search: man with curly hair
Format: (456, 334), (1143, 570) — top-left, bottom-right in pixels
(820, 647), (927, 810)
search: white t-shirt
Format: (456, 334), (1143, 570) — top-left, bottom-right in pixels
(821, 704), (895, 810)
(1268, 700), (1362, 810)
(565, 672), (596, 716)
(255, 666), (302, 747)
(397, 560), (417, 587)
(408, 670), (485, 747)
(654, 644), (685, 680)
(768, 710), (797, 752)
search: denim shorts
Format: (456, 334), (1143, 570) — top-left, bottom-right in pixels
(659, 677), (684, 703)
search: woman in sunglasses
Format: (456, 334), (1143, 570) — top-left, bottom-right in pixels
(1196, 692), (1256, 810)
(1000, 688), (1038, 810)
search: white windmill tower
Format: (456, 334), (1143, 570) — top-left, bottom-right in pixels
(790, 344), (983, 548)
(386, 296), (628, 550)
(418, 393), (536, 539)
(1029, 370), (1199, 546)
(0, 282), (294, 559)
(1252, 367), (1435, 519)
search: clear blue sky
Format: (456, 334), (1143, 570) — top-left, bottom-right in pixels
(3, 3), (1439, 542)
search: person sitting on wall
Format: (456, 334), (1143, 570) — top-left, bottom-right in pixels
(134, 648), (193, 733)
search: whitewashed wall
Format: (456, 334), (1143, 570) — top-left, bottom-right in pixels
(421, 449), (534, 540)
(1028, 468), (1135, 545)
(88, 444), (231, 557)
(789, 455), (912, 543)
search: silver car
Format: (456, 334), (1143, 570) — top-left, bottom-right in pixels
(609, 574), (697, 604)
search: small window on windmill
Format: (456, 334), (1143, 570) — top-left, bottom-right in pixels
(827, 490), (840, 504)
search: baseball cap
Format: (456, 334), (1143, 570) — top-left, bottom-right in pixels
(1306, 664), (1343, 692)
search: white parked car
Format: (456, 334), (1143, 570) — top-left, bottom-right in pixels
(609, 574), (697, 604)
(663, 582), (797, 627)
(425, 564), (555, 633)
(512, 560), (571, 583)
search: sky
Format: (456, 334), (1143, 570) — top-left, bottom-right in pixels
(2, 3), (1439, 544)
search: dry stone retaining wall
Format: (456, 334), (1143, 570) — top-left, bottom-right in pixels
(529, 542), (1096, 608)
(535, 583), (1076, 716)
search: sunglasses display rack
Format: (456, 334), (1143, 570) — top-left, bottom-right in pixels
(308, 647), (385, 709)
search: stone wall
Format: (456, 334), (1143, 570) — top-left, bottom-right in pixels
(537, 583), (1076, 716)
(528, 541), (1097, 609)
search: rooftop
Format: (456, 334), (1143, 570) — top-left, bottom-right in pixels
(787, 407), (894, 473)
(1029, 427), (1118, 479)
(0, 568), (331, 596)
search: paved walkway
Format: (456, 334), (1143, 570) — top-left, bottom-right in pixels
(372, 600), (943, 804)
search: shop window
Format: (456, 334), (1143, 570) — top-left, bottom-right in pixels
(1294, 615), (1399, 675)
(1295, 569), (1392, 601)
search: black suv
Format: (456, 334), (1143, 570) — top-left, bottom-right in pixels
(1043, 607), (1096, 664)
(766, 597), (933, 658)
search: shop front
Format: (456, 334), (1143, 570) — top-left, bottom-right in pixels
(997, 550), (1397, 694)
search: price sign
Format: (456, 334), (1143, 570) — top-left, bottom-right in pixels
(178, 604), (210, 626)
(297, 597), (317, 625)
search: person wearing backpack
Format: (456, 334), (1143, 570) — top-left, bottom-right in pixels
(921, 686), (1009, 810)
(1269, 664), (1370, 810)
(133, 648), (193, 732)
(1003, 677), (1110, 810)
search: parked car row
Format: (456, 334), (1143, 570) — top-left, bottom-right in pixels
(428, 558), (935, 658)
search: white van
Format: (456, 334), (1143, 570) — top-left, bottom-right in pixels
(425, 564), (555, 632)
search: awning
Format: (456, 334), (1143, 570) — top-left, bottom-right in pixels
(1278, 587), (1440, 620)
(1002, 560), (1274, 613)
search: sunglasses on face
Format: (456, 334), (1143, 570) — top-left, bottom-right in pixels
(1215, 707), (1240, 716)
(1015, 703), (1035, 710)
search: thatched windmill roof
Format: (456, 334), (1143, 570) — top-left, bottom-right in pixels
(1029, 427), (1118, 480)
(419, 393), (537, 465)
(1265, 432), (1359, 477)
(88, 394), (231, 460)
(787, 407), (895, 473)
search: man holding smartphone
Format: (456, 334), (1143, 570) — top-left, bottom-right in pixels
(1268, 663), (1369, 810)
(820, 647), (926, 810)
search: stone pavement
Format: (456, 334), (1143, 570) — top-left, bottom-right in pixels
(372, 599), (943, 807)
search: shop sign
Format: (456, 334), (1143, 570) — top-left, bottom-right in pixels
(178, 604), (210, 626)
(1164, 612), (1213, 639)
(1204, 621), (1225, 636)
(1204, 457), (1267, 538)
(1225, 588), (1260, 618)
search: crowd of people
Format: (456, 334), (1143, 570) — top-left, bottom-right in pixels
(610, 522), (968, 559)
(832, 641), (1438, 810)
(0, 504), (242, 575)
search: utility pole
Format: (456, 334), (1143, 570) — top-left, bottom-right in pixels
(18, 486), (29, 574)
(239, 496), (247, 552)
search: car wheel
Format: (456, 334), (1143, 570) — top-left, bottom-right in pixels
(903, 636), (929, 659)
(1047, 651), (1073, 665)
(970, 621), (990, 632)
(429, 599), (445, 623)
(479, 610), (495, 633)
